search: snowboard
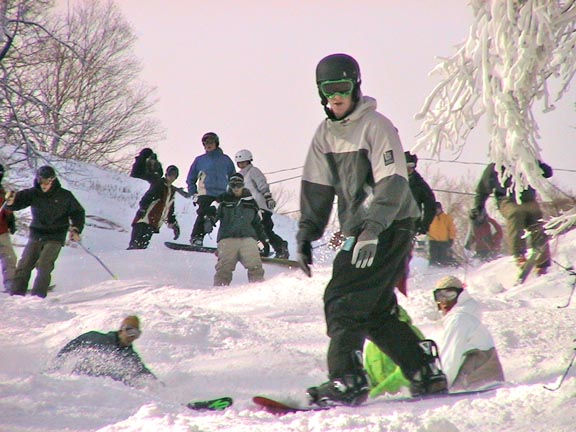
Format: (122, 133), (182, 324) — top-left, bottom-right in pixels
(164, 242), (300, 268)
(186, 396), (233, 411)
(253, 387), (499, 414)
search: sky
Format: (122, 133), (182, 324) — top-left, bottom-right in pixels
(56, 0), (576, 209)
(0, 154), (575, 431)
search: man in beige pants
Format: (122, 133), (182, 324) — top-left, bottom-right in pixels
(213, 173), (266, 286)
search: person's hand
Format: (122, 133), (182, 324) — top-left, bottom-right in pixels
(264, 192), (276, 210)
(469, 207), (482, 220)
(169, 222), (180, 240)
(351, 229), (378, 269)
(69, 227), (81, 243)
(4, 190), (15, 206)
(192, 193), (199, 206)
(297, 240), (312, 277)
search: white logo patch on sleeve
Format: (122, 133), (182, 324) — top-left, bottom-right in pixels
(383, 150), (394, 166)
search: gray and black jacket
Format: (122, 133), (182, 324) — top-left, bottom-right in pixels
(216, 189), (267, 242)
(297, 96), (420, 242)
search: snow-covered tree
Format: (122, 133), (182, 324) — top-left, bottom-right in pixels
(414, 0), (576, 233)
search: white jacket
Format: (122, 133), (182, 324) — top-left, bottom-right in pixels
(239, 164), (272, 212)
(440, 290), (497, 386)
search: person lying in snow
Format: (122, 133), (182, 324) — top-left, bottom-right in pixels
(53, 315), (157, 388)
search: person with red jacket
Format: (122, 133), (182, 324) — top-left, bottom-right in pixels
(464, 208), (503, 261)
(0, 164), (17, 293)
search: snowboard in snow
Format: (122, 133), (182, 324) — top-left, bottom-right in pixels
(164, 242), (300, 268)
(253, 387), (499, 414)
(186, 396), (233, 411)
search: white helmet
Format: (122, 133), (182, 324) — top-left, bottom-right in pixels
(235, 149), (253, 163)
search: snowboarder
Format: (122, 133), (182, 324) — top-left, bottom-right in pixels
(297, 53), (448, 406)
(53, 315), (157, 388)
(4, 165), (85, 298)
(428, 201), (457, 266)
(464, 208), (503, 261)
(234, 149), (289, 259)
(472, 161), (552, 275)
(186, 132), (235, 246)
(213, 173), (267, 286)
(128, 165), (181, 250)
(433, 275), (505, 391)
(0, 163), (17, 293)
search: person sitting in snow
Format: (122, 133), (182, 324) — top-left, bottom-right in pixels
(53, 315), (157, 388)
(212, 173), (267, 286)
(128, 165), (181, 250)
(434, 275), (505, 392)
(363, 305), (426, 397)
(464, 208), (503, 262)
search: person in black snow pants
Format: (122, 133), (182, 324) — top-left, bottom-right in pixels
(297, 53), (448, 407)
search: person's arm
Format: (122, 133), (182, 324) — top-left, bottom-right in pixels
(186, 159), (200, 195)
(5, 188), (34, 211)
(67, 192), (86, 234)
(473, 164), (496, 211)
(440, 314), (474, 387)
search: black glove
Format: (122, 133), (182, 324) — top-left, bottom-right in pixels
(264, 192), (276, 210)
(7, 214), (16, 234)
(296, 240), (312, 277)
(171, 222), (180, 240)
(538, 161), (553, 178)
(469, 207), (482, 220)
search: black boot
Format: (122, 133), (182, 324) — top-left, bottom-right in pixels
(409, 340), (448, 397)
(274, 241), (290, 259)
(307, 372), (369, 407)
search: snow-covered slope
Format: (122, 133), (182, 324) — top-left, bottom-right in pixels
(0, 160), (574, 432)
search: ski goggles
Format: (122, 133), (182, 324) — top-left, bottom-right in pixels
(228, 180), (244, 189)
(319, 79), (355, 99)
(433, 288), (462, 303)
(122, 326), (141, 338)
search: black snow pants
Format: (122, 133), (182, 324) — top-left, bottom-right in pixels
(324, 218), (427, 382)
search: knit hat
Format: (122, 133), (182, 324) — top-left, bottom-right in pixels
(120, 315), (140, 330)
(435, 275), (464, 290)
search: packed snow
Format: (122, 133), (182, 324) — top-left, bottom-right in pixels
(0, 160), (575, 432)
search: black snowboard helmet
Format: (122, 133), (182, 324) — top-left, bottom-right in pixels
(36, 165), (56, 180)
(315, 53), (362, 117)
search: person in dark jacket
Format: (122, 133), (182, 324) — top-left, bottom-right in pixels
(0, 164), (17, 292)
(128, 165), (180, 249)
(405, 152), (436, 235)
(395, 151), (437, 295)
(472, 161), (552, 274)
(213, 173), (266, 286)
(298, 53), (447, 407)
(54, 315), (157, 388)
(5, 166), (85, 298)
(186, 132), (235, 246)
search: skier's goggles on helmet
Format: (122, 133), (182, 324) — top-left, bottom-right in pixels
(121, 326), (141, 338)
(319, 79), (355, 98)
(433, 288), (462, 303)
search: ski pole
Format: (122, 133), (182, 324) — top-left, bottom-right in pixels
(553, 260), (576, 309)
(78, 241), (118, 280)
(544, 342), (576, 392)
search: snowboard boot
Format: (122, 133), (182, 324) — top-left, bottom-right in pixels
(274, 241), (290, 259)
(191, 236), (204, 247)
(259, 241), (271, 257)
(307, 372), (369, 407)
(409, 339), (448, 397)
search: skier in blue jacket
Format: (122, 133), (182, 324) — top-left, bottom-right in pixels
(186, 132), (235, 246)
